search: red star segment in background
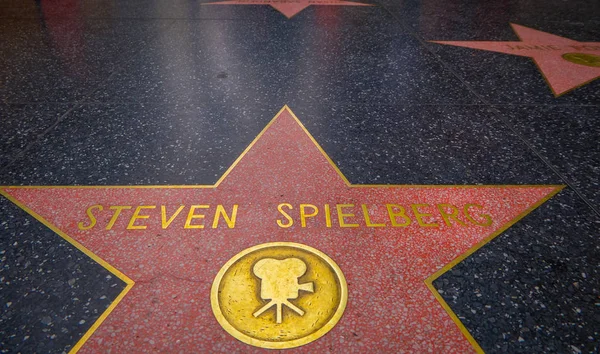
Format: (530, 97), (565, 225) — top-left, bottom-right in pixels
(431, 23), (600, 96)
(204, 0), (372, 19)
(1, 106), (561, 353)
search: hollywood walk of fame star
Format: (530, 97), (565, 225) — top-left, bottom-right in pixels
(431, 23), (600, 96)
(203, 0), (372, 19)
(1, 106), (562, 353)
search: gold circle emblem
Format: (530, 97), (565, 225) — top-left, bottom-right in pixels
(562, 52), (600, 67)
(211, 242), (348, 349)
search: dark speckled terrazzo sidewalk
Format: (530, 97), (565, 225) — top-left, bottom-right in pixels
(0, 0), (599, 353)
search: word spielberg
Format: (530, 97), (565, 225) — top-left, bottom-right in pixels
(78, 202), (493, 231)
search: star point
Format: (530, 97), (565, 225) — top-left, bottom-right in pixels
(203, 0), (372, 19)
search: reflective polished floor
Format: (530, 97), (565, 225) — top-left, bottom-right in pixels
(1, 0), (599, 353)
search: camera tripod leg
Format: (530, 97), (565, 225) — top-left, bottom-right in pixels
(253, 300), (275, 318)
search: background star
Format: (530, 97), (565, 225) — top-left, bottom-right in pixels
(204, 0), (372, 19)
(431, 23), (600, 96)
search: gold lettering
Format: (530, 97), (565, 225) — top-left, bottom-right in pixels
(437, 204), (466, 227)
(276, 203), (294, 228)
(212, 205), (238, 228)
(362, 204), (385, 227)
(300, 204), (318, 227)
(324, 204), (332, 228)
(161, 205), (185, 229)
(464, 204), (493, 226)
(411, 204), (439, 228)
(184, 205), (209, 229)
(106, 206), (132, 230)
(386, 204), (411, 227)
(127, 205), (156, 230)
(337, 204), (358, 228)
(78, 204), (103, 230)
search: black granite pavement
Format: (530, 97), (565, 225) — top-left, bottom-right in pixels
(0, 0), (598, 352)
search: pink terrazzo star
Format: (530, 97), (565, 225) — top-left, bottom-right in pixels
(1, 106), (562, 353)
(431, 23), (600, 96)
(203, 0), (372, 19)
